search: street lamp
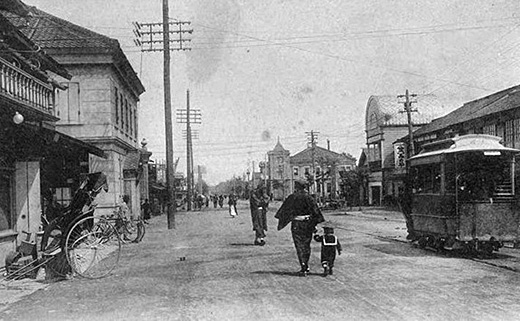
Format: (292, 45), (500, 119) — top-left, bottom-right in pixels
(13, 112), (24, 125)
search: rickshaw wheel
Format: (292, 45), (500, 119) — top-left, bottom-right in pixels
(65, 216), (121, 279)
(41, 219), (72, 278)
(121, 219), (139, 243)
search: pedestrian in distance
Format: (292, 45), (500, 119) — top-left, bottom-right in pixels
(121, 194), (132, 219)
(213, 195), (218, 208)
(250, 185), (270, 246)
(228, 192), (238, 218)
(218, 195), (224, 208)
(141, 198), (151, 224)
(275, 179), (325, 276)
(314, 224), (342, 276)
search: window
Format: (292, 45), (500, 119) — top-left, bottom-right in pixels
(456, 152), (512, 201)
(412, 163), (441, 194)
(129, 108), (133, 136)
(120, 93), (124, 131)
(56, 82), (80, 122)
(483, 124), (496, 136)
(505, 120), (514, 147)
(133, 106), (138, 139)
(293, 167), (299, 176)
(55, 187), (71, 207)
(125, 99), (129, 133)
(114, 87), (119, 126)
(514, 119), (520, 149)
(304, 167), (310, 175)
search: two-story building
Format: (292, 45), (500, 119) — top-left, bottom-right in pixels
(5, 6), (147, 217)
(364, 94), (451, 205)
(412, 85), (520, 156)
(266, 140), (357, 200)
(0, 1), (104, 262)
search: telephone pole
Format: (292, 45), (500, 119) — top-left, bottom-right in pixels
(306, 130), (319, 194)
(397, 90), (418, 156)
(176, 90), (202, 211)
(162, 0), (174, 229)
(133, 1), (192, 229)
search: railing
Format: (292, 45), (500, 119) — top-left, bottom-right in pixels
(0, 56), (54, 115)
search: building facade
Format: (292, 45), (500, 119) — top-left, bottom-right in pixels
(5, 7), (147, 217)
(0, 2), (104, 263)
(364, 95), (451, 205)
(266, 141), (357, 201)
(412, 85), (520, 156)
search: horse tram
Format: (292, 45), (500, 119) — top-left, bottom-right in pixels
(407, 134), (520, 255)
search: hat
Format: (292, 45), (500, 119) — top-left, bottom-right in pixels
(320, 221), (335, 230)
(294, 179), (308, 190)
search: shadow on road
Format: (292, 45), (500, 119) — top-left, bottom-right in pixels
(252, 270), (324, 277)
(229, 243), (257, 247)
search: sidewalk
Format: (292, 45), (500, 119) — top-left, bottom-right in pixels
(0, 270), (47, 312)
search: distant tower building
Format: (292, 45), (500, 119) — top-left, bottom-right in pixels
(267, 139), (291, 200)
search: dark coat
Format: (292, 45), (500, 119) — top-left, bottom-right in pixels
(275, 190), (324, 230)
(250, 189), (269, 232)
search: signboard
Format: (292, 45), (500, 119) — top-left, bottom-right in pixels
(394, 142), (406, 169)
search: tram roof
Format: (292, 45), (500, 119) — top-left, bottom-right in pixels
(409, 134), (520, 162)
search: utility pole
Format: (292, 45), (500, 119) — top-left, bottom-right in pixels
(398, 89), (418, 156)
(306, 130), (319, 194)
(397, 89), (418, 240)
(133, 2), (192, 229)
(252, 161), (255, 188)
(176, 90), (201, 211)
(162, 0), (174, 229)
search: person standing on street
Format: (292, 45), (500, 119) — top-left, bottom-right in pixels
(275, 179), (325, 276)
(228, 192), (238, 218)
(250, 185), (269, 246)
(314, 225), (342, 276)
(212, 195), (218, 208)
(141, 198), (151, 224)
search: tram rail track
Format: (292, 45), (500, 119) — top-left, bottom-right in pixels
(334, 220), (520, 274)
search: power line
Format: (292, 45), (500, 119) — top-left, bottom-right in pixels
(188, 21), (492, 92)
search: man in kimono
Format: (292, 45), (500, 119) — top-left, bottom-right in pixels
(250, 185), (269, 245)
(275, 179), (325, 276)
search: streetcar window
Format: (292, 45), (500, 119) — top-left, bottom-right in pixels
(412, 164), (441, 194)
(456, 152), (512, 201)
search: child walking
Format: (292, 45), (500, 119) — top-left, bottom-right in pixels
(314, 225), (342, 276)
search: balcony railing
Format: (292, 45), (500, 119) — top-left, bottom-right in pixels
(0, 56), (54, 116)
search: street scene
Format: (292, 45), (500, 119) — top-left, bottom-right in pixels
(3, 0), (520, 320)
(3, 203), (520, 321)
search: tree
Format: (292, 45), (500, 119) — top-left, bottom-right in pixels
(194, 179), (209, 195)
(338, 169), (363, 207)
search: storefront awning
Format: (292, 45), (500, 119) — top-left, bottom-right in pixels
(0, 121), (105, 159)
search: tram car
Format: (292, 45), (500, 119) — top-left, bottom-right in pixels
(408, 134), (520, 254)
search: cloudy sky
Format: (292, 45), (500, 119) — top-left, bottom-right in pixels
(27, 0), (520, 184)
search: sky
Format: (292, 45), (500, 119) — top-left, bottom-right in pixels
(25, 0), (520, 185)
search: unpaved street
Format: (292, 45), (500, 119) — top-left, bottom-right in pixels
(2, 203), (520, 321)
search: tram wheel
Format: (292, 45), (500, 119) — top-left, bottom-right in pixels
(480, 242), (494, 257)
(418, 237), (428, 249)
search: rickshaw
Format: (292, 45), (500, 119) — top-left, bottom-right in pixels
(5, 172), (121, 280)
(408, 134), (520, 255)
